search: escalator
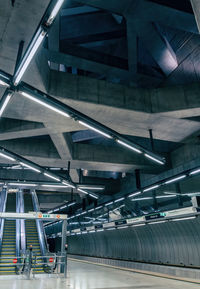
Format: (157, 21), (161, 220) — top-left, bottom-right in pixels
(24, 193), (44, 273)
(0, 193), (16, 275)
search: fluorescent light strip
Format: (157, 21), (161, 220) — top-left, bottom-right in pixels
(95, 206), (103, 210)
(149, 220), (167, 225)
(20, 162), (41, 173)
(114, 197), (125, 203)
(132, 223), (146, 227)
(132, 197), (152, 202)
(41, 185), (68, 188)
(106, 228), (116, 231)
(156, 195), (177, 199)
(8, 183), (37, 187)
(88, 208), (95, 212)
(62, 181), (75, 188)
(144, 153), (165, 165)
(77, 188), (88, 195)
(164, 175), (186, 185)
(105, 201), (113, 206)
(47, 0), (65, 25)
(78, 186), (104, 190)
(172, 216), (196, 222)
(89, 230), (95, 233)
(97, 229), (104, 232)
(44, 173), (60, 182)
(190, 168), (200, 175)
(117, 140), (142, 154)
(0, 152), (15, 161)
(68, 202), (76, 207)
(14, 30), (46, 85)
(128, 191), (141, 198)
(79, 121), (112, 139)
(21, 92), (70, 118)
(0, 92), (12, 117)
(89, 193), (98, 199)
(143, 185), (159, 192)
(0, 80), (9, 87)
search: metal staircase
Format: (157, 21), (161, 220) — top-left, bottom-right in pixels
(0, 193), (16, 275)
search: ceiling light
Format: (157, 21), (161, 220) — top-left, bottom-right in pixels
(77, 188), (88, 195)
(0, 79), (9, 87)
(46, 0), (65, 25)
(156, 195), (177, 199)
(41, 185), (68, 188)
(143, 185), (159, 192)
(164, 175), (186, 185)
(106, 227), (116, 231)
(13, 29), (46, 85)
(117, 140), (142, 154)
(96, 229), (104, 232)
(114, 197), (125, 203)
(131, 197), (152, 201)
(67, 202), (76, 207)
(20, 162), (41, 173)
(128, 191), (141, 198)
(88, 208), (95, 212)
(149, 220), (167, 225)
(21, 92), (70, 118)
(132, 223), (146, 227)
(78, 186), (104, 190)
(144, 153), (165, 165)
(0, 91), (13, 117)
(172, 216), (196, 222)
(189, 168), (200, 175)
(8, 183), (37, 187)
(89, 193), (98, 199)
(79, 121), (112, 139)
(105, 201), (113, 206)
(0, 152), (15, 161)
(95, 206), (103, 210)
(44, 173), (60, 182)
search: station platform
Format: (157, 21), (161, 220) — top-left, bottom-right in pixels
(0, 259), (199, 289)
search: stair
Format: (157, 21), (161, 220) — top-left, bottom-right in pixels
(0, 193), (16, 275)
(24, 194), (44, 273)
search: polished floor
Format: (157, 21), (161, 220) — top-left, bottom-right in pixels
(0, 260), (199, 289)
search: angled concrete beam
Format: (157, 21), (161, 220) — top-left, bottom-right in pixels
(191, 0), (200, 33)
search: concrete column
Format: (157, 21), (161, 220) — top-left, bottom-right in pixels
(191, 0), (200, 33)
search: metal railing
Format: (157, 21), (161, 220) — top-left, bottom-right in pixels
(0, 252), (67, 279)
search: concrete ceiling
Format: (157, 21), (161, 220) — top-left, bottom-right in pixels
(0, 0), (200, 212)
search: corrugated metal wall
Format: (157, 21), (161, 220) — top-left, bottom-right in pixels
(67, 217), (200, 267)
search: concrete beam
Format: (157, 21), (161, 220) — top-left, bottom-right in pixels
(191, 0), (200, 33)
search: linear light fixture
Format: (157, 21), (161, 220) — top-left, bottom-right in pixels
(156, 195), (177, 199)
(117, 140), (142, 154)
(41, 185), (68, 188)
(19, 162), (41, 173)
(114, 197), (125, 203)
(89, 193), (98, 199)
(96, 229), (104, 232)
(106, 227), (116, 231)
(164, 175), (186, 185)
(117, 225), (128, 229)
(0, 80), (9, 87)
(78, 121), (112, 139)
(172, 216), (196, 222)
(144, 153), (165, 165)
(95, 206), (103, 210)
(189, 168), (200, 175)
(105, 201), (113, 206)
(68, 202), (76, 207)
(62, 181), (75, 188)
(8, 182), (37, 187)
(143, 185), (160, 192)
(44, 173), (60, 182)
(0, 152), (15, 161)
(46, 0), (65, 25)
(149, 220), (167, 225)
(77, 188), (88, 195)
(132, 223), (146, 227)
(128, 191), (141, 198)
(21, 92), (70, 118)
(131, 197), (152, 202)
(0, 90), (13, 117)
(13, 28), (47, 85)
(78, 186), (104, 190)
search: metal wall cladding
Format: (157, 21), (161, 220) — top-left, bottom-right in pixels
(67, 218), (200, 267)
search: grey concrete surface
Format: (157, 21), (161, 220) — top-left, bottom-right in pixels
(0, 260), (199, 288)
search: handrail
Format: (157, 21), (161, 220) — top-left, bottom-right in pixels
(0, 188), (7, 255)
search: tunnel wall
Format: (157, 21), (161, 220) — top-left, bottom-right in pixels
(67, 217), (200, 268)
